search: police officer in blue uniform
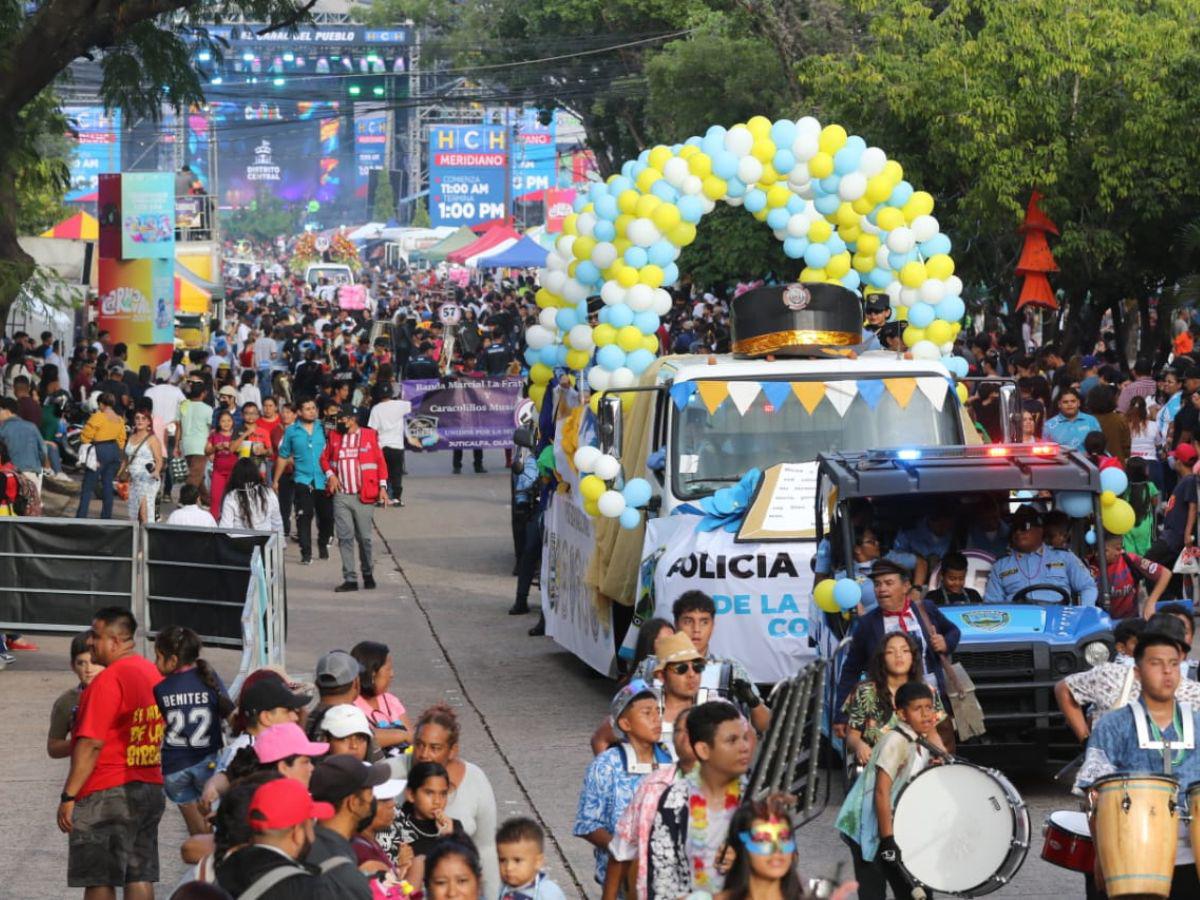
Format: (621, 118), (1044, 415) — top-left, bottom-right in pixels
(984, 506), (1098, 605)
(858, 292), (891, 352)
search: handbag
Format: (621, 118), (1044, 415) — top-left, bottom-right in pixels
(913, 599), (987, 743)
(1173, 546), (1200, 576)
(79, 444), (99, 472)
(169, 455), (189, 482)
(116, 435), (151, 485)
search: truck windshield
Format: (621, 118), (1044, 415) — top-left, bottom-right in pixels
(672, 377), (962, 499)
(308, 267), (352, 286)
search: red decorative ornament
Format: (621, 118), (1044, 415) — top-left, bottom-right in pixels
(1015, 191), (1060, 311)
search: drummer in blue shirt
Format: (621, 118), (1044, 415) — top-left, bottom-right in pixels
(1044, 387), (1101, 452)
(983, 506), (1098, 606)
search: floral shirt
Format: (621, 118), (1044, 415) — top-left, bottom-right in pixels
(646, 769), (745, 898)
(1063, 657), (1200, 718)
(841, 680), (946, 748)
(609, 765), (677, 900)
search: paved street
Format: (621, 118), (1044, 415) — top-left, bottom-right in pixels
(4, 453), (1098, 898)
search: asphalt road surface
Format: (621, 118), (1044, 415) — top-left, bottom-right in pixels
(4, 452), (1100, 898)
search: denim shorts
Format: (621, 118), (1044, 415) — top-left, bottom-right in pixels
(68, 781), (165, 887)
(162, 754), (217, 804)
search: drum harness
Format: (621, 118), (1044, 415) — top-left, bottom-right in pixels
(1096, 701), (1195, 822)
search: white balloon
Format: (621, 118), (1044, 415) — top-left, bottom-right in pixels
(598, 489), (627, 518)
(911, 215), (940, 243)
(787, 171), (811, 192)
(736, 156), (764, 185)
(628, 218), (660, 248)
(772, 229), (787, 241)
(593, 454), (621, 481)
(574, 445), (601, 473)
(911, 340), (941, 361)
(610, 367), (637, 390)
(700, 196), (717, 214)
(726, 196), (744, 207)
(838, 172), (867, 201)
(538, 308), (558, 330)
(918, 278), (945, 305)
(600, 281), (627, 307)
(792, 134), (819, 162)
(899, 287), (919, 307)
(886, 227), (915, 254)
(626, 283), (655, 312)
(885, 281), (903, 303)
(662, 157), (689, 187)
(945, 275), (964, 297)
(591, 241), (618, 270)
(576, 211), (597, 237)
(587, 367), (611, 392)
(724, 125), (754, 157)
(568, 323), (595, 352)
(556, 235), (575, 258)
(940, 341), (956, 355)
(525, 324), (553, 350)
(875, 246), (892, 269)
(562, 278), (588, 304)
(859, 216), (881, 235)
(787, 213), (811, 238)
(536, 267), (552, 285)
(542, 270), (566, 296)
(795, 116), (821, 139)
(545, 252), (566, 273)
(859, 147), (887, 177)
(681, 175), (703, 196)
(652, 288), (673, 316)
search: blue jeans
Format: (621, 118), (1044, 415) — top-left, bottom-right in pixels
(44, 441), (63, 474)
(163, 754), (217, 804)
(76, 441), (121, 519)
(258, 367), (273, 399)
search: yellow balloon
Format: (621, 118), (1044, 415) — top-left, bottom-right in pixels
(926, 254), (955, 280)
(639, 265), (665, 288)
(580, 474), (606, 502)
(617, 190), (639, 215)
(1102, 498), (1136, 535)
(813, 579), (840, 614)
(766, 184), (790, 208)
(614, 214), (634, 237)
(956, 383), (969, 404)
(613, 237), (632, 255)
(648, 145), (673, 171)
(852, 197), (876, 215)
(894, 306), (908, 321)
(865, 175), (892, 204)
(567, 260), (579, 278)
(563, 214), (578, 236)
(668, 222), (698, 246)
(818, 123), (848, 154)
(808, 220), (833, 243)
(635, 193), (661, 219)
(535, 288), (555, 308)
(688, 153), (712, 178)
(641, 335), (659, 353)
(588, 394), (602, 416)
(621, 392), (636, 413)
(593, 323), (617, 347)
(903, 325), (926, 346)
(582, 202), (594, 213)
(906, 190), (935, 219)
(584, 498), (601, 516)
(834, 203), (860, 227)
(679, 144), (701, 160)
(1101, 490), (1117, 508)
(877, 207), (905, 232)
(573, 235), (596, 260)
(530, 363), (553, 385)
(747, 116), (772, 138)
(702, 176), (727, 200)
(882, 159), (904, 185)
(900, 261), (927, 288)
(799, 266), (827, 282)
(827, 252), (852, 278)
(652, 203), (681, 232)
(616, 266), (639, 288)
(751, 139), (776, 163)
(838, 224), (862, 244)
(857, 233), (881, 256)
(758, 164), (780, 186)
(565, 349), (590, 370)
(925, 319), (952, 345)
(852, 253), (875, 274)
(617, 325), (643, 352)
(808, 152), (834, 179)
(753, 206), (769, 222)
(529, 383), (547, 408)
(636, 168), (661, 193)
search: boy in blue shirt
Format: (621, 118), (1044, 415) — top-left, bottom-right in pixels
(497, 817), (567, 900)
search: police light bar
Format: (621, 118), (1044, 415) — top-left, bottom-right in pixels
(865, 443), (1061, 462)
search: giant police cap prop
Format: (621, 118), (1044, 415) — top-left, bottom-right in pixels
(731, 282), (863, 358)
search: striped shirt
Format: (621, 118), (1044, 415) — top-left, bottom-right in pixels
(333, 429), (362, 495)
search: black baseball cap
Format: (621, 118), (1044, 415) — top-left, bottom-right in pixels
(309, 755), (392, 805)
(240, 678), (311, 716)
(869, 558), (911, 581)
(336, 404), (359, 420)
(1010, 505), (1044, 531)
(1140, 613), (1191, 654)
(863, 292), (890, 313)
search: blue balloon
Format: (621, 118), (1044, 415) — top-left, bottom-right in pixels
(626, 348), (656, 375)
(770, 118), (797, 148)
(555, 345), (570, 366)
(1100, 467), (1129, 495)
(597, 307), (612, 325)
(942, 355), (969, 378)
(766, 208), (790, 230)
(572, 194), (587, 213)
(725, 176), (747, 198)
(609, 175), (633, 195)
(868, 267), (893, 289)
(814, 193), (841, 215)
(712, 150), (739, 180)
(608, 304), (634, 328)
(588, 182), (609, 201)
(678, 195), (704, 224)
(804, 243), (832, 269)
(819, 175), (841, 195)
(596, 345), (626, 372)
(934, 295), (965, 322)
(743, 189), (767, 213)
(783, 237), (808, 259)
(575, 261), (600, 285)
(523, 347), (541, 366)
(633, 311), (659, 335)
(661, 262), (680, 286)
(594, 194), (619, 220)
(887, 180), (914, 208)
(593, 220), (616, 242)
(834, 578), (862, 610)
(556, 308), (578, 331)
(834, 142), (864, 175)
(685, 136), (703, 148)
(651, 180), (679, 203)
(786, 196), (806, 214)
(888, 250), (916, 271)
(624, 247), (648, 269)
(908, 302), (935, 328)
(623, 477), (653, 508)
(920, 234), (953, 257)
(637, 149), (650, 165)
(621, 160), (636, 179)
(772, 149), (796, 175)
(618, 507), (642, 530)
(1085, 528), (1097, 546)
(840, 270), (862, 292)
(1058, 491), (1094, 519)
(647, 240), (676, 267)
(826, 234), (847, 256)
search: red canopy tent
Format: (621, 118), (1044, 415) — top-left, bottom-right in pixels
(447, 224), (521, 265)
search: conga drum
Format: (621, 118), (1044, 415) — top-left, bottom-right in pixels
(1189, 782), (1200, 879)
(1092, 775), (1178, 897)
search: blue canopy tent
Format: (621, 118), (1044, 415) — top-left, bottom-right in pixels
(477, 235), (548, 269)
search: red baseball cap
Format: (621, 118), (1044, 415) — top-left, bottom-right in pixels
(1176, 444), (1199, 465)
(247, 778), (334, 832)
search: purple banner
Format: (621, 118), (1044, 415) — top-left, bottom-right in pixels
(400, 378), (529, 451)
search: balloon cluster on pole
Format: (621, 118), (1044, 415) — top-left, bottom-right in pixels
(573, 445), (652, 529)
(1055, 463), (1135, 535)
(525, 115), (965, 412)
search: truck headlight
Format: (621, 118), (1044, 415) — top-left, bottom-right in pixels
(1083, 641), (1111, 667)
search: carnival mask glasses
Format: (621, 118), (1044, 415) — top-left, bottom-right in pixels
(738, 820), (795, 856)
(668, 661), (707, 676)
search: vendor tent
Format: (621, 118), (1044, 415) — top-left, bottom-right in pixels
(447, 225), (521, 266)
(40, 211), (99, 241)
(477, 235), (548, 269)
(418, 226), (477, 263)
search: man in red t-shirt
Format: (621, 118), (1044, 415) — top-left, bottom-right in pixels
(57, 607), (166, 898)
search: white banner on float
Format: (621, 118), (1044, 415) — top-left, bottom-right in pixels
(642, 515), (818, 684)
(541, 492), (615, 675)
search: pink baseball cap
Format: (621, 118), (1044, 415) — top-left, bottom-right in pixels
(254, 722), (329, 764)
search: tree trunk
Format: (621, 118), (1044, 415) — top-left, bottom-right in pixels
(0, 144), (35, 331)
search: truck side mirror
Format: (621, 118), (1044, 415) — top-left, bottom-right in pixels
(512, 426), (535, 450)
(598, 394), (623, 459)
(997, 382), (1022, 442)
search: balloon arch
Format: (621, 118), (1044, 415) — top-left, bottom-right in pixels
(528, 115), (967, 525)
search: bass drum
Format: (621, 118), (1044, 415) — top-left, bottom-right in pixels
(892, 761), (1031, 896)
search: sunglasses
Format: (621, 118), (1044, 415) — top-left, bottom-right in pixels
(668, 660), (706, 676)
(738, 827), (796, 856)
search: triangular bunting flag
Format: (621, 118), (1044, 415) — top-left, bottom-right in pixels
(670, 381), (698, 410)
(760, 381), (792, 412)
(857, 379), (886, 410)
(791, 381), (827, 414)
(727, 381), (762, 416)
(825, 381), (858, 417)
(697, 380), (730, 415)
(916, 376), (948, 411)
(884, 377), (918, 409)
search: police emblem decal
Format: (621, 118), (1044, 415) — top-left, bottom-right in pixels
(961, 611), (1012, 632)
(782, 284), (811, 311)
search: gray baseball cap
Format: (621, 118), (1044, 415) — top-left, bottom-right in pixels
(314, 650), (363, 690)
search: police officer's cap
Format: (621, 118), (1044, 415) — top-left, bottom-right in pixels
(1010, 505), (1044, 531)
(863, 292), (891, 314)
(868, 559), (912, 582)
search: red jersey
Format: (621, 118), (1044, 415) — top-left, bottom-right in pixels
(73, 655), (165, 798)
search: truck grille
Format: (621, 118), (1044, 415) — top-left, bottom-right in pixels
(956, 649), (1035, 674)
